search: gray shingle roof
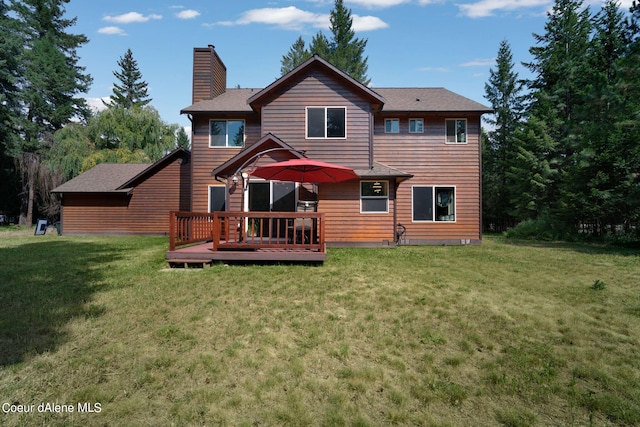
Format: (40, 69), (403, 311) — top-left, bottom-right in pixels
(52, 163), (151, 193)
(180, 88), (257, 113)
(373, 88), (492, 113)
(180, 87), (491, 114)
(355, 162), (413, 179)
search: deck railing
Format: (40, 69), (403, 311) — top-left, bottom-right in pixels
(212, 211), (325, 253)
(169, 211), (219, 251)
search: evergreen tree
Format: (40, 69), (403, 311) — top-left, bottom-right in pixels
(570, 0), (630, 235)
(523, 0), (592, 228)
(106, 48), (151, 109)
(176, 127), (190, 150)
(483, 40), (526, 231)
(327, 0), (369, 84)
(10, 0), (92, 225)
(0, 0), (21, 216)
(280, 0), (370, 84)
(281, 36), (311, 76)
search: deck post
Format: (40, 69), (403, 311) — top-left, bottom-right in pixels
(169, 211), (176, 251)
(212, 212), (220, 252)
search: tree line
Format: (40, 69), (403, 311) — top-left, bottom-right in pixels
(0, 0), (187, 225)
(483, 0), (640, 242)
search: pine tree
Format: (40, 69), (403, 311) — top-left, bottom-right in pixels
(106, 48), (151, 109)
(10, 0), (92, 225)
(280, 0), (370, 84)
(523, 0), (592, 228)
(0, 0), (22, 216)
(570, 0), (630, 235)
(176, 127), (190, 150)
(281, 36), (311, 76)
(483, 40), (526, 231)
(328, 0), (369, 84)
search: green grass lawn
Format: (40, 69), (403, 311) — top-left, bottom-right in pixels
(1, 228), (639, 426)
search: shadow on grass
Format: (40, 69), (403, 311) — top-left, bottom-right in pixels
(495, 236), (640, 257)
(0, 239), (121, 366)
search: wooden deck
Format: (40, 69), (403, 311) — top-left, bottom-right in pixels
(166, 241), (326, 265)
(167, 211), (326, 265)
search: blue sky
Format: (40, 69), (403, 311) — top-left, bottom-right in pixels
(64, 0), (633, 129)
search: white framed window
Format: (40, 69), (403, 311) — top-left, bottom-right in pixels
(210, 120), (245, 147)
(208, 185), (227, 212)
(412, 186), (456, 222)
(409, 118), (424, 133)
(360, 180), (389, 213)
(445, 119), (467, 144)
(385, 119), (399, 133)
(306, 107), (346, 139)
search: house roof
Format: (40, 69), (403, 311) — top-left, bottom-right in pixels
(180, 87), (491, 115)
(247, 55), (386, 112)
(52, 148), (190, 194)
(181, 88), (257, 114)
(374, 88), (492, 113)
(51, 163), (150, 194)
(211, 133), (304, 179)
(355, 162), (413, 181)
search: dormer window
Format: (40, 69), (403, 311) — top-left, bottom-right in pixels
(306, 107), (346, 139)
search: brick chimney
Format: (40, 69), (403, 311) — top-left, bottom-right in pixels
(192, 44), (227, 103)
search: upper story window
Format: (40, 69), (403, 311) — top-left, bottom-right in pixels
(306, 107), (346, 139)
(446, 119), (467, 144)
(210, 120), (245, 147)
(409, 118), (424, 133)
(385, 119), (399, 133)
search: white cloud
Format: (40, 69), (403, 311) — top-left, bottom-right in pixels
(218, 7), (328, 30)
(346, 0), (410, 8)
(460, 58), (495, 67)
(352, 14), (389, 31)
(103, 12), (163, 24)
(213, 6), (387, 32)
(98, 26), (127, 36)
(176, 9), (200, 19)
(85, 97), (110, 114)
(458, 0), (551, 18)
(419, 66), (449, 72)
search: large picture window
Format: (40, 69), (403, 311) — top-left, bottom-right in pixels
(412, 186), (455, 221)
(361, 180), (389, 213)
(210, 120), (245, 147)
(445, 119), (467, 144)
(306, 107), (346, 138)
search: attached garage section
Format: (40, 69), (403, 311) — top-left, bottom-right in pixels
(53, 148), (190, 236)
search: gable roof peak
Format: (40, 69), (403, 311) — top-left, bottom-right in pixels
(247, 54), (384, 112)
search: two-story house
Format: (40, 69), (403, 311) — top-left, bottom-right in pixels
(179, 45), (491, 252)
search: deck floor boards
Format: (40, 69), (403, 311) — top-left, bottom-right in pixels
(167, 241), (326, 264)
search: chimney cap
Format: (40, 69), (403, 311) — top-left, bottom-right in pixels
(208, 44), (215, 49)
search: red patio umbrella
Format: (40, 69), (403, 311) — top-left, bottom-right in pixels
(250, 157), (359, 183)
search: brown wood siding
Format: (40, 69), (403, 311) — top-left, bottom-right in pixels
(374, 114), (482, 243)
(190, 114), (261, 212)
(318, 181), (395, 243)
(259, 70), (372, 169)
(192, 47), (226, 103)
(61, 158), (190, 235)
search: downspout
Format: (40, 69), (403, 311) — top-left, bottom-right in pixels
(369, 110), (374, 169)
(187, 114), (194, 211)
